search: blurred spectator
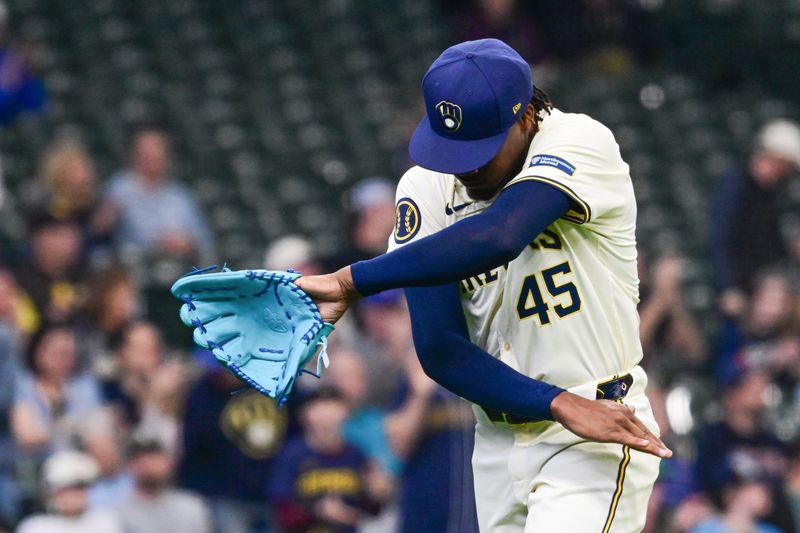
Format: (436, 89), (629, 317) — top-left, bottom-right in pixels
(0, 0), (47, 210)
(690, 479), (782, 533)
(0, 317), (20, 523)
(77, 268), (139, 369)
(101, 322), (186, 454)
(0, 268), (37, 337)
(717, 269), (800, 386)
(16, 450), (122, 533)
(268, 388), (385, 533)
(711, 119), (800, 317)
(11, 324), (104, 457)
(695, 368), (794, 532)
(325, 349), (402, 478)
(352, 290), (409, 406)
(638, 253), (705, 371)
(28, 140), (115, 259)
(356, 290), (412, 360)
(669, 493), (716, 533)
(35, 141), (96, 224)
(446, 0), (655, 68)
(785, 449), (800, 532)
(180, 356), (286, 533)
(0, 2), (46, 128)
(323, 177), (396, 270)
(386, 354), (478, 532)
(102, 126), (214, 261)
(14, 213), (86, 324)
(575, 0), (656, 71)
(264, 234), (322, 276)
(324, 349), (399, 533)
(84, 427), (134, 510)
(116, 431), (213, 533)
(455, 0), (550, 64)
(644, 382), (704, 533)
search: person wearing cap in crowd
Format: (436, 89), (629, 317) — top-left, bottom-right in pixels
(711, 118), (800, 318)
(264, 234), (322, 276)
(267, 387), (387, 533)
(298, 38), (671, 532)
(323, 177), (397, 271)
(16, 449), (123, 533)
(115, 431), (213, 533)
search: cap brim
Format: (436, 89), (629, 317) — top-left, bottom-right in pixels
(408, 117), (510, 175)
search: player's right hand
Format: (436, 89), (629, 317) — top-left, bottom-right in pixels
(550, 391), (672, 459)
(296, 266), (359, 324)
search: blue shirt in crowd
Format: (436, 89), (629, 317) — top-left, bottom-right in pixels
(105, 170), (214, 259)
(0, 47), (46, 127)
(268, 437), (371, 533)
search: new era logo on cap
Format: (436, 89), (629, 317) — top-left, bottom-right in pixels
(408, 39), (534, 175)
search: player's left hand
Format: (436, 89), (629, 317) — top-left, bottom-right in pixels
(295, 266), (359, 324)
(551, 391), (673, 459)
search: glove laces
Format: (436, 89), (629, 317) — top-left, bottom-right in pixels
(300, 336), (331, 379)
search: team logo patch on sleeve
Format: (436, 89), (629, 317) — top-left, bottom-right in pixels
(529, 154), (576, 176)
(394, 197), (421, 243)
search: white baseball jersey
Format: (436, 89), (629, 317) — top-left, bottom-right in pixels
(388, 108), (642, 389)
(494, 107), (643, 389)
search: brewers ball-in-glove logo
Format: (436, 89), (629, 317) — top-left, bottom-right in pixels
(394, 197), (421, 243)
(436, 101), (462, 132)
(220, 388), (287, 459)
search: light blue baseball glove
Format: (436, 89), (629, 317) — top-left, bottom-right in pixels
(171, 266), (334, 405)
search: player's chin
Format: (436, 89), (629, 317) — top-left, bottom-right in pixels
(466, 186), (500, 201)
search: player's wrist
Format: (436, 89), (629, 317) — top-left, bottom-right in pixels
(549, 390), (581, 423)
(336, 265), (361, 300)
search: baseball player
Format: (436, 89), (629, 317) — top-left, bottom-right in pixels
(298, 38), (670, 532)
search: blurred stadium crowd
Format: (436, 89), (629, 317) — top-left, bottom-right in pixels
(0, 0), (800, 532)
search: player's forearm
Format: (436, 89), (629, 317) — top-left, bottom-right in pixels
(406, 285), (564, 421)
(416, 331), (564, 420)
(350, 181), (570, 296)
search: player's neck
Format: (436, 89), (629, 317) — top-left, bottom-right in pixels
(508, 132), (535, 179)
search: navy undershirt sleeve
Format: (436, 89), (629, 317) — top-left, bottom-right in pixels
(351, 179), (572, 296)
(405, 282), (564, 420)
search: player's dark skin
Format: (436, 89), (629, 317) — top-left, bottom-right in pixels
(453, 103), (539, 201)
(297, 104), (673, 460)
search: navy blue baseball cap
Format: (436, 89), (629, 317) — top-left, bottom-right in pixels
(409, 39), (534, 175)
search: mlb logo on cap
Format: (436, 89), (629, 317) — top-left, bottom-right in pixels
(409, 39), (534, 175)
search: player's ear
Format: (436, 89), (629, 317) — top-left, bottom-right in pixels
(522, 103), (537, 134)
